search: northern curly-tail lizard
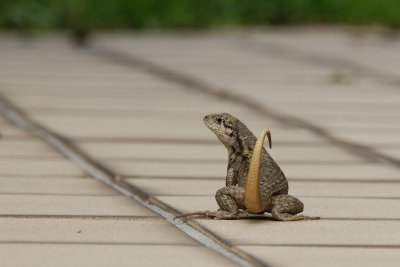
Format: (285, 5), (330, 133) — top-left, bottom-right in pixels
(176, 113), (319, 220)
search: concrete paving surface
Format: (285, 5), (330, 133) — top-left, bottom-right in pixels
(0, 28), (400, 267)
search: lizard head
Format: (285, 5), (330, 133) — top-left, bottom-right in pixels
(203, 113), (238, 147)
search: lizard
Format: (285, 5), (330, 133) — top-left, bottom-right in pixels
(175, 113), (319, 220)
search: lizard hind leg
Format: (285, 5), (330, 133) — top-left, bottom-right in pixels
(271, 194), (320, 221)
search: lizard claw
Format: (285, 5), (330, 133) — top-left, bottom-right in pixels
(173, 211), (211, 220)
(208, 210), (245, 220)
(174, 210), (243, 220)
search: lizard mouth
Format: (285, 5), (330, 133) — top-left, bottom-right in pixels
(203, 115), (222, 136)
(203, 115), (213, 129)
(203, 114), (231, 148)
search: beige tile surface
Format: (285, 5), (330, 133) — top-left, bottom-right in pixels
(0, 218), (193, 245)
(79, 142), (362, 163)
(2, 32), (400, 267)
(110, 161), (400, 181)
(0, 159), (84, 176)
(127, 178), (400, 198)
(334, 131), (400, 146)
(378, 148), (400, 160)
(0, 124), (30, 137)
(282, 163), (400, 180)
(239, 246), (400, 267)
(0, 244), (233, 267)
(8, 94), (251, 113)
(198, 220), (400, 246)
(252, 29), (400, 76)
(0, 106), (228, 266)
(0, 139), (59, 157)
(0, 195), (155, 216)
(161, 196), (400, 219)
(31, 115), (323, 143)
(0, 177), (117, 195)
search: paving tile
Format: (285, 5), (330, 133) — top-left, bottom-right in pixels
(95, 34), (400, 157)
(127, 178), (223, 196)
(268, 145), (362, 163)
(80, 142), (362, 163)
(8, 94), (250, 113)
(97, 37), (331, 87)
(127, 178), (400, 198)
(252, 29), (400, 76)
(302, 113), (400, 129)
(23, 107), (278, 127)
(255, 90), (400, 105)
(197, 220), (400, 246)
(28, 116), (219, 140)
(291, 181), (400, 198)
(377, 148), (400, 160)
(109, 161), (225, 177)
(282, 163), (400, 181)
(160, 196), (400, 219)
(0, 140), (59, 157)
(0, 76), (178, 91)
(0, 125), (30, 137)
(2, 82), (188, 97)
(0, 177), (117, 195)
(267, 101), (400, 115)
(29, 115), (323, 143)
(333, 131), (400, 146)
(82, 142), (227, 161)
(0, 218), (194, 245)
(0, 159), (84, 176)
(239, 246), (400, 267)
(0, 69), (169, 82)
(0, 244), (234, 267)
(31, 115), (279, 130)
(3, 33), (400, 267)
(27, 107), (264, 122)
(0, 195), (155, 216)
(111, 161), (400, 181)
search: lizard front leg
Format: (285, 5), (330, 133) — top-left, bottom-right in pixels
(174, 186), (247, 220)
(203, 186), (247, 219)
(226, 167), (236, 186)
(175, 167), (240, 220)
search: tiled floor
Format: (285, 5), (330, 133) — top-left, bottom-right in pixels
(1, 29), (400, 267)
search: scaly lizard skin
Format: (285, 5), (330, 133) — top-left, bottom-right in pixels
(176, 113), (319, 220)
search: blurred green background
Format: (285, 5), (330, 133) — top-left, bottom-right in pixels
(1, 0), (400, 32)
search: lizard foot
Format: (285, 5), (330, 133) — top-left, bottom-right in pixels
(203, 210), (241, 220)
(273, 212), (320, 221)
(174, 210), (248, 220)
(174, 211), (210, 220)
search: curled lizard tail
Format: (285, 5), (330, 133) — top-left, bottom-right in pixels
(245, 129), (271, 213)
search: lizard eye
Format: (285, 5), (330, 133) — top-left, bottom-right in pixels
(216, 117), (223, 124)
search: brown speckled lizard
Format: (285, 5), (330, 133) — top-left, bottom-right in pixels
(175, 113), (320, 220)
